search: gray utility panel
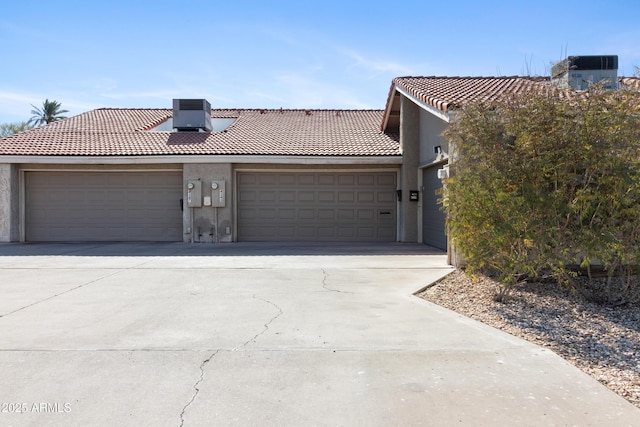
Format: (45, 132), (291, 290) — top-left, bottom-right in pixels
(25, 171), (183, 242)
(237, 171), (397, 242)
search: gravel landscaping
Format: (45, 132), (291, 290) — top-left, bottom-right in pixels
(418, 270), (640, 409)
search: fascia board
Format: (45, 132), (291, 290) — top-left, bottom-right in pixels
(0, 155), (403, 165)
(395, 86), (452, 123)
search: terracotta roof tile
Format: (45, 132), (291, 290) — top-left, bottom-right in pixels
(386, 75), (638, 118)
(389, 76), (554, 113)
(0, 109), (400, 157)
(620, 77), (640, 90)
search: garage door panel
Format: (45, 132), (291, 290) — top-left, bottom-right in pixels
(297, 209), (315, 220)
(298, 191), (315, 202)
(110, 175), (129, 185)
(279, 191), (296, 202)
(378, 192), (395, 203)
(146, 190), (170, 203)
(378, 227), (396, 239)
(278, 209), (295, 220)
(238, 172), (396, 242)
(318, 175), (335, 185)
(26, 171), (182, 242)
(358, 175), (375, 185)
(357, 192), (375, 202)
(260, 208), (277, 219)
(337, 209), (355, 220)
(107, 192), (126, 203)
(338, 192), (355, 202)
(357, 227), (374, 238)
(318, 191), (334, 202)
(318, 209), (334, 220)
(318, 227), (335, 238)
(357, 210), (375, 220)
(278, 227), (294, 238)
(378, 174), (395, 186)
(337, 227), (355, 238)
(238, 174), (256, 185)
(259, 192), (277, 202)
(239, 190), (257, 202)
(258, 175), (277, 185)
(337, 175), (355, 185)
(297, 227), (315, 238)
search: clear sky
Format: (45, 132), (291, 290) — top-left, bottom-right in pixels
(1, 0), (639, 123)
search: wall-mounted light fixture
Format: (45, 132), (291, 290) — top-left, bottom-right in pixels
(437, 168), (449, 180)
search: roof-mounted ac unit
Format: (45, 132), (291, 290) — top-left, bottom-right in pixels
(172, 99), (212, 132)
(551, 55), (618, 91)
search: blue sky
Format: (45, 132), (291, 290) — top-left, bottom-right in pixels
(1, 0), (639, 123)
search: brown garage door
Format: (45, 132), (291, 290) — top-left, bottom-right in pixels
(237, 171), (397, 242)
(25, 171), (183, 242)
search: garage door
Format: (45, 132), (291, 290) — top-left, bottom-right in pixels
(25, 171), (183, 242)
(422, 166), (447, 250)
(238, 172), (396, 242)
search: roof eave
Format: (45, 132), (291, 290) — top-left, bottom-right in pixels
(381, 81), (399, 132)
(0, 154), (403, 165)
(394, 86), (453, 123)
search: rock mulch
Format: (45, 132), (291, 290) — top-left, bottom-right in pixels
(418, 270), (640, 409)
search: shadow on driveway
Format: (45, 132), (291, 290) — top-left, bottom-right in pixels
(0, 241), (446, 257)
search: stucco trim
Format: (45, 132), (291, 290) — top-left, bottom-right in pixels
(0, 155), (402, 165)
(395, 87), (452, 123)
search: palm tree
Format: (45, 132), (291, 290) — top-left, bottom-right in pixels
(0, 121), (34, 137)
(29, 99), (69, 126)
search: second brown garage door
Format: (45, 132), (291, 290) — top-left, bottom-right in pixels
(237, 171), (397, 242)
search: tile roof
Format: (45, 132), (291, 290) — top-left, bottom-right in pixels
(386, 75), (639, 115)
(0, 109), (400, 157)
(381, 75), (639, 132)
(620, 77), (640, 90)
(388, 76), (552, 113)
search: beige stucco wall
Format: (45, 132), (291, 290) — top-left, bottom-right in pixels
(398, 96), (420, 242)
(418, 109), (449, 166)
(0, 164), (19, 242)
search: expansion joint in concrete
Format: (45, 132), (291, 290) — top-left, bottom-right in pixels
(0, 270), (122, 320)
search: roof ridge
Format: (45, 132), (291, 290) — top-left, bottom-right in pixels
(394, 75), (529, 80)
(94, 107), (384, 112)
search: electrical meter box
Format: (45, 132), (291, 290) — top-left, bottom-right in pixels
(186, 180), (202, 207)
(211, 180), (226, 207)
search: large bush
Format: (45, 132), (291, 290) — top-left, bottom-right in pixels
(444, 86), (640, 304)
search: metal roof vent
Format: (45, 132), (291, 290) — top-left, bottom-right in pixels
(172, 99), (212, 132)
(551, 55), (618, 90)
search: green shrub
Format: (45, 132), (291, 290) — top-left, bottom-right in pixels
(444, 86), (640, 304)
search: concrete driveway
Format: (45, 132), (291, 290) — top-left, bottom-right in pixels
(0, 242), (638, 427)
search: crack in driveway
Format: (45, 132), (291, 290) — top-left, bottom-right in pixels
(179, 295), (282, 426)
(243, 294), (283, 347)
(179, 349), (220, 427)
(321, 268), (353, 294)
